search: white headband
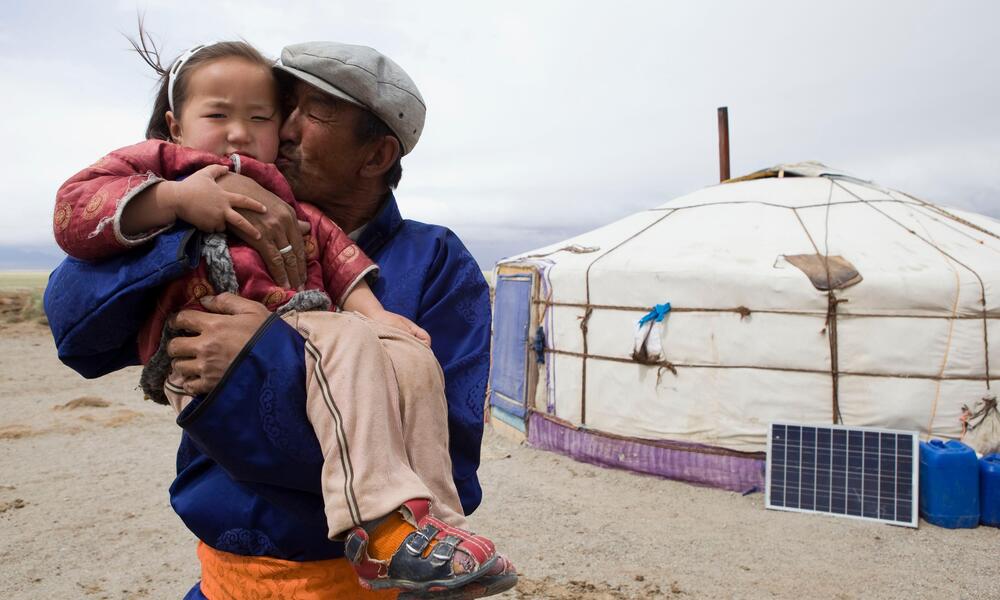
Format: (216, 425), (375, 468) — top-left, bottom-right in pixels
(167, 43), (211, 113)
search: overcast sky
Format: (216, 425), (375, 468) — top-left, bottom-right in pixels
(2, 1), (998, 266)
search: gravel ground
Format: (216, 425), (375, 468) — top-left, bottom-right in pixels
(2, 321), (998, 599)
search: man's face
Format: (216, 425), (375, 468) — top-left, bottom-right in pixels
(276, 81), (369, 205)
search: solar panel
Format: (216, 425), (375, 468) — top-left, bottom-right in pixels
(765, 423), (919, 527)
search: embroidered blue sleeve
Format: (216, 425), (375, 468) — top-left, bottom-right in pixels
(44, 227), (200, 378)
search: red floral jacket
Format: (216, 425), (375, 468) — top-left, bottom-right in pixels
(54, 139), (376, 362)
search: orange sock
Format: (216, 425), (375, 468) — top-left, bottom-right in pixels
(367, 513), (437, 561)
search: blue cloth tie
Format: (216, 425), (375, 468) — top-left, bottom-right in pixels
(638, 303), (672, 326)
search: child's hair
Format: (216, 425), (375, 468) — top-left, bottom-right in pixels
(127, 25), (274, 141)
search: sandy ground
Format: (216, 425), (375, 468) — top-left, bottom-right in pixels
(2, 320), (999, 600)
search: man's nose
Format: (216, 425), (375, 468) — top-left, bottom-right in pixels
(280, 107), (301, 143)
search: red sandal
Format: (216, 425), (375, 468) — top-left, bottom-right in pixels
(344, 499), (517, 598)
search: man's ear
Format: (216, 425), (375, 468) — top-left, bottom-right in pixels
(360, 135), (401, 180)
(165, 111), (183, 143)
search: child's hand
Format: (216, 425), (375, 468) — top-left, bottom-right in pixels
(167, 165), (268, 240)
(372, 310), (432, 347)
(341, 281), (430, 346)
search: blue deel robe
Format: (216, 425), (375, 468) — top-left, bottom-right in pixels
(44, 193), (492, 562)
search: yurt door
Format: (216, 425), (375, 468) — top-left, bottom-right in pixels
(489, 271), (534, 431)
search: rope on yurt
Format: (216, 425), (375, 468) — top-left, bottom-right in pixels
(899, 191), (1000, 243)
(533, 299), (996, 320)
(544, 348), (998, 382)
(905, 200), (1000, 256)
(510, 244), (599, 260)
(578, 209), (678, 424)
(833, 178), (993, 391)
(907, 212), (963, 439)
(790, 187), (844, 425)
(646, 197), (923, 213)
(819, 182), (846, 425)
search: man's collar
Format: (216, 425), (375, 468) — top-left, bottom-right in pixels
(347, 224), (367, 242)
(357, 191), (403, 255)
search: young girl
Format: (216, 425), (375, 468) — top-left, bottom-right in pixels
(54, 37), (514, 598)
(57, 40), (426, 367)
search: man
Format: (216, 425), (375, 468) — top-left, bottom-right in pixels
(46, 42), (503, 598)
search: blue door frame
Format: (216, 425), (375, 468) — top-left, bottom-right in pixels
(489, 273), (533, 429)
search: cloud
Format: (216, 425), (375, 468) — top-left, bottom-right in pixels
(2, 0), (998, 266)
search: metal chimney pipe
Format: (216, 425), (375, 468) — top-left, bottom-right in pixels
(718, 107), (730, 182)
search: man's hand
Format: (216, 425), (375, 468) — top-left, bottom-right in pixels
(167, 293), (271, 396)
(216, 173), (311, 289)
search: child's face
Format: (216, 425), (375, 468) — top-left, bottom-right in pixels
(167, 57), (280, 162)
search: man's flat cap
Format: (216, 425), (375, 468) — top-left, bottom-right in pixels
(276, 42), (425, 155)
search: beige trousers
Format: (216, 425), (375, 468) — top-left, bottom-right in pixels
(165, 310), (467, 539)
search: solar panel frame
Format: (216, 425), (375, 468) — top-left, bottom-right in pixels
(765, 422), (919, 527)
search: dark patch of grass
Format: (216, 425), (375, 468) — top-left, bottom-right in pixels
(0, 290), (47, 325)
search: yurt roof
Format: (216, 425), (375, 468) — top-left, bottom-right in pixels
(725, 160), (857, 182)
(504, 162), (1000, 317)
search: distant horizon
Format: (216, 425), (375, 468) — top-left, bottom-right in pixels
(0, 236), (544, 272)
(6, 181), (1000, 273)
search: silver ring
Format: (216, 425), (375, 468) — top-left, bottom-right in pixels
(278, 244), (294, 255)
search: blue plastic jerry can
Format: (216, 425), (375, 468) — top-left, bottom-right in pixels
(919, 440), (979, 528)
(981, 454), (1000, 527)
